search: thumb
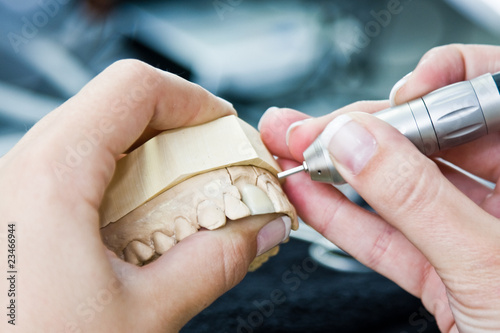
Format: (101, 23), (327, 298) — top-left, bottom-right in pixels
(130, 214), (289, 331)
(319, 112), (500, 271)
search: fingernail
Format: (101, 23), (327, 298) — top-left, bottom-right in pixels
(256, 216), (291, 256)
(258, 106), (280, 131)
(320, 114), (377, 176)
(389, 72), (412, 106)
(285, 119), (311, 146)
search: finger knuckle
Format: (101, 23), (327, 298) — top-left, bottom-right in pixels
(381, 154), (441, 218)
(364, 224), (396, 269)
(315, 195), (351, 236)
(219, 236), (250, 289)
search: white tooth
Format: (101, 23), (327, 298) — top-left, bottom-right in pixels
(174, 217), (197, 241)
(240, 184), (275, 215)
(197, 200), (226, 230)
(153, 231), (176, 254)
(124, 240), (155, 264)
(224, 193), (251, 220)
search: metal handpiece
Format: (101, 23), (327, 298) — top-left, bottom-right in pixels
(278, 72), (500, 184)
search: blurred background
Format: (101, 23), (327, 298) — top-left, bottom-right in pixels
(1, 0), (499, 331)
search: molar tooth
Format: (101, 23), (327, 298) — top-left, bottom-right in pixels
(197, 200), (226, 230)
(224, 193), (251, 220)
(174, 217), (197, 241)
(124, 240), (155, 264)
(240, 184), (275, 215)
(153, 231), (176, 254)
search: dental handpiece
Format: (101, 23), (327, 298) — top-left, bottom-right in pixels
(278, 72), (500, 184)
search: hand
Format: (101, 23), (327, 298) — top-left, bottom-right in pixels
(259, 44), (500, 332)
(0, 60), (289, 332)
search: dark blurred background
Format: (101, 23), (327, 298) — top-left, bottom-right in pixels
(1, 0), (499, 331)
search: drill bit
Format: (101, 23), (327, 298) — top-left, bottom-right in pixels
(278, 162), (308, 179)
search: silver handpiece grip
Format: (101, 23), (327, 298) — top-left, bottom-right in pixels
(304, 73), (500, 185)
(377, 73), (500, 155)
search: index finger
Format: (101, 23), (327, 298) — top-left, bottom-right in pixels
(259, 101), (390, 163)
(393, 44), (500, 105)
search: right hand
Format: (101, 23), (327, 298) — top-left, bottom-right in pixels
(259, 44), (500, 332)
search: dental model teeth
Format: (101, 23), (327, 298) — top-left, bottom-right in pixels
(100, 166), (297, 269)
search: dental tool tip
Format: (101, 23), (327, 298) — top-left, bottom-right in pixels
(278, 164), (307, 179)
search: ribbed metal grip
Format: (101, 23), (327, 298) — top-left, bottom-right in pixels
(423, 80), (487, 151)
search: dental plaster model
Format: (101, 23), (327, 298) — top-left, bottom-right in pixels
(99, 115), (298, 270)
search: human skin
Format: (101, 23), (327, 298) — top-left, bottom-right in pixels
(259, 44), (500, 332)
(0, 60), (289, 332)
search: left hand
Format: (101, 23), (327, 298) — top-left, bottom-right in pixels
(0, 59), (287, 332)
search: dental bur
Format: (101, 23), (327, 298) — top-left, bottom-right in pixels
(278, 72), (500, 184)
